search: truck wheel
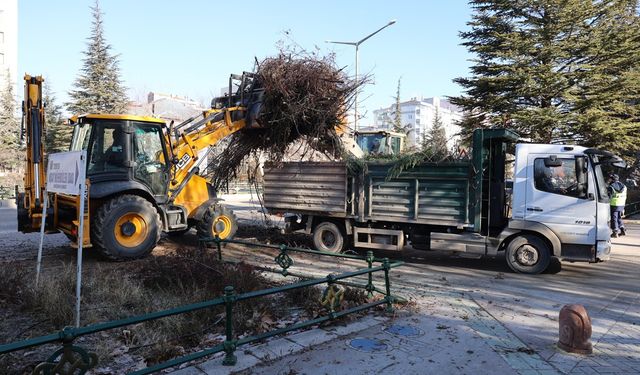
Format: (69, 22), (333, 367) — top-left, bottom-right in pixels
(313, 222), (345, 253)
(197, 204), (238, 243)
(505, 235), (551, 274)
(92, 195), (162, 261)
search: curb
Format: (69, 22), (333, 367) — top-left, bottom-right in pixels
(170, 314), (387, 374)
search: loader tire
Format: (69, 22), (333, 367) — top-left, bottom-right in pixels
(197, 204), (238, 245)
(92, 195), (162, 261)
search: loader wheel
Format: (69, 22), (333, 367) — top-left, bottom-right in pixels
(197, 204), (238, 244)
(505, 234), (551, 274)
(313, 222), (345, 253)
(92, 195), (162, 261)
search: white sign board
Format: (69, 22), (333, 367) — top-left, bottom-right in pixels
(39, 149), (87, 327)
(46, 151), (86, 195)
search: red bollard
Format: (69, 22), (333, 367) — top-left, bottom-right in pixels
(558, 304), (593, 354)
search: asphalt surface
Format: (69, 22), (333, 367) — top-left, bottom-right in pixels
(181, 195), (640, 375)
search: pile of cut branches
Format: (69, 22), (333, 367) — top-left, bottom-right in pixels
(206, 46), (365, 190)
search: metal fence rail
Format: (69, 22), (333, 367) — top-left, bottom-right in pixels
(625, 200), (640, 217)
(0, 238), (403, 375)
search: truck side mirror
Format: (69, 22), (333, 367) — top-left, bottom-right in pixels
(544, 155), (562, 167)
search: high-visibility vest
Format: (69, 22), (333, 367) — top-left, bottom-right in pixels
(610, 185), (627, 207)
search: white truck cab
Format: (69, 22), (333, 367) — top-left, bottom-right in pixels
(511, 144), (619, 263)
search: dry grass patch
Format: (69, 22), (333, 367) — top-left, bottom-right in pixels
(0, 246), (381, 373)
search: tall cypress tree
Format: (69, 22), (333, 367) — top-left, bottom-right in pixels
(393, 78), (403, 133)
(44, 82), (72, 153)
(67, 0), (128, 114)
(451, 0), (640, 157)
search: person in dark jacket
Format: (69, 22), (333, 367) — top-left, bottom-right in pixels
(608, 174), (627, 237)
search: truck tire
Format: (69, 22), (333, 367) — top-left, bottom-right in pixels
(313, 222), (345, 253)
(197, 204), (238, 244)
(505, 234), (551, 274)
(92, 195), (162, 261)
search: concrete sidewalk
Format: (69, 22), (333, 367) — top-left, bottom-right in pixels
(174, 222), (640, 375)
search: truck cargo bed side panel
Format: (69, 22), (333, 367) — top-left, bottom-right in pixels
(264, 162), (348, 215)
(365, 163), (471, 226)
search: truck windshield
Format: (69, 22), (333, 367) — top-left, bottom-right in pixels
(70, 123), (91, 151)
(590, 155), (609, 204)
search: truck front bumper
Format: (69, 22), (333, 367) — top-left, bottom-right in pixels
(595, 240), (611, 262)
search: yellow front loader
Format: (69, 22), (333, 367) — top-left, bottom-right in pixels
(17, 72), (264, 260)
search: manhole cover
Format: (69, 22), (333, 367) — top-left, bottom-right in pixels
(383, 324), (424, 338)
(347, 338), (390, 353)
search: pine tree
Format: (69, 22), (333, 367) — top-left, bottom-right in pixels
(0, 69), (21, 173)
(44, 82), (72, 153)
(67, 0), (128, 114)
(422, 108), (448, 156)
(451, 0), (640, 157)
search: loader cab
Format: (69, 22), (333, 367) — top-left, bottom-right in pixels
(70, 114), (170, 201)
(356, 130), (405, 156)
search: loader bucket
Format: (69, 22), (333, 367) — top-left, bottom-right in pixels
(211, 72), (264, 128)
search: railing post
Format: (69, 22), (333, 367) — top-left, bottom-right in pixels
(383, 258), (394, 313)
(222, 286), (237, 366)
(365, 251), (375, 298)
(215, 235), (222, 261)
(274, 244), (293, 277)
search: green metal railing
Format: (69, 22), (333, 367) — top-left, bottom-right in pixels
(0, 238), (403, 375)
(625, 200), (640, 217)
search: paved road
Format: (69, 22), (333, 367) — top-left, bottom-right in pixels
(0, 199), (69, 261)
(181, 196), (640, 374)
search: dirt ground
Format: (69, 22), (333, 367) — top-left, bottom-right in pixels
(0, 214), (378, 374)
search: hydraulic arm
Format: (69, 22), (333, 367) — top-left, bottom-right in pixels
(17, 75), (47, 232)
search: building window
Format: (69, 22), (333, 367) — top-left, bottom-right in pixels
(416, 118), (420, 124)
(408, 114), (413, 119)
(416, 108), (420, 114)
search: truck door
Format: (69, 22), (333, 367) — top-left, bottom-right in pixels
(525, 154), (596, 246)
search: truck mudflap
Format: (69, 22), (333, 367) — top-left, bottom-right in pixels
(595, 240), (611, 262)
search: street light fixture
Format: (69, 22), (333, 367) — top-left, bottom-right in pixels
(326, 19), (396, 132)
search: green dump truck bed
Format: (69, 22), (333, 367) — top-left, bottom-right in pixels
(264, 160), (474, 228)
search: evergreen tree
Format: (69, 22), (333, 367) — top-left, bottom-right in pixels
(393, 78), (403, 132)
(44, 82), (72, 153)
(389, 77), (412, 135)
(451, 0), (640, 157)
(0, 69), (21, 173)
(67, 0), (128, 114)
(422, 108), (449, 156)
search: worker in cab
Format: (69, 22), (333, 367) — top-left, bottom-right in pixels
(608, 173), (627, 237)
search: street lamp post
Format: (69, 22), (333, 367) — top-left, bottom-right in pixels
(326, 19), (396, 132)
